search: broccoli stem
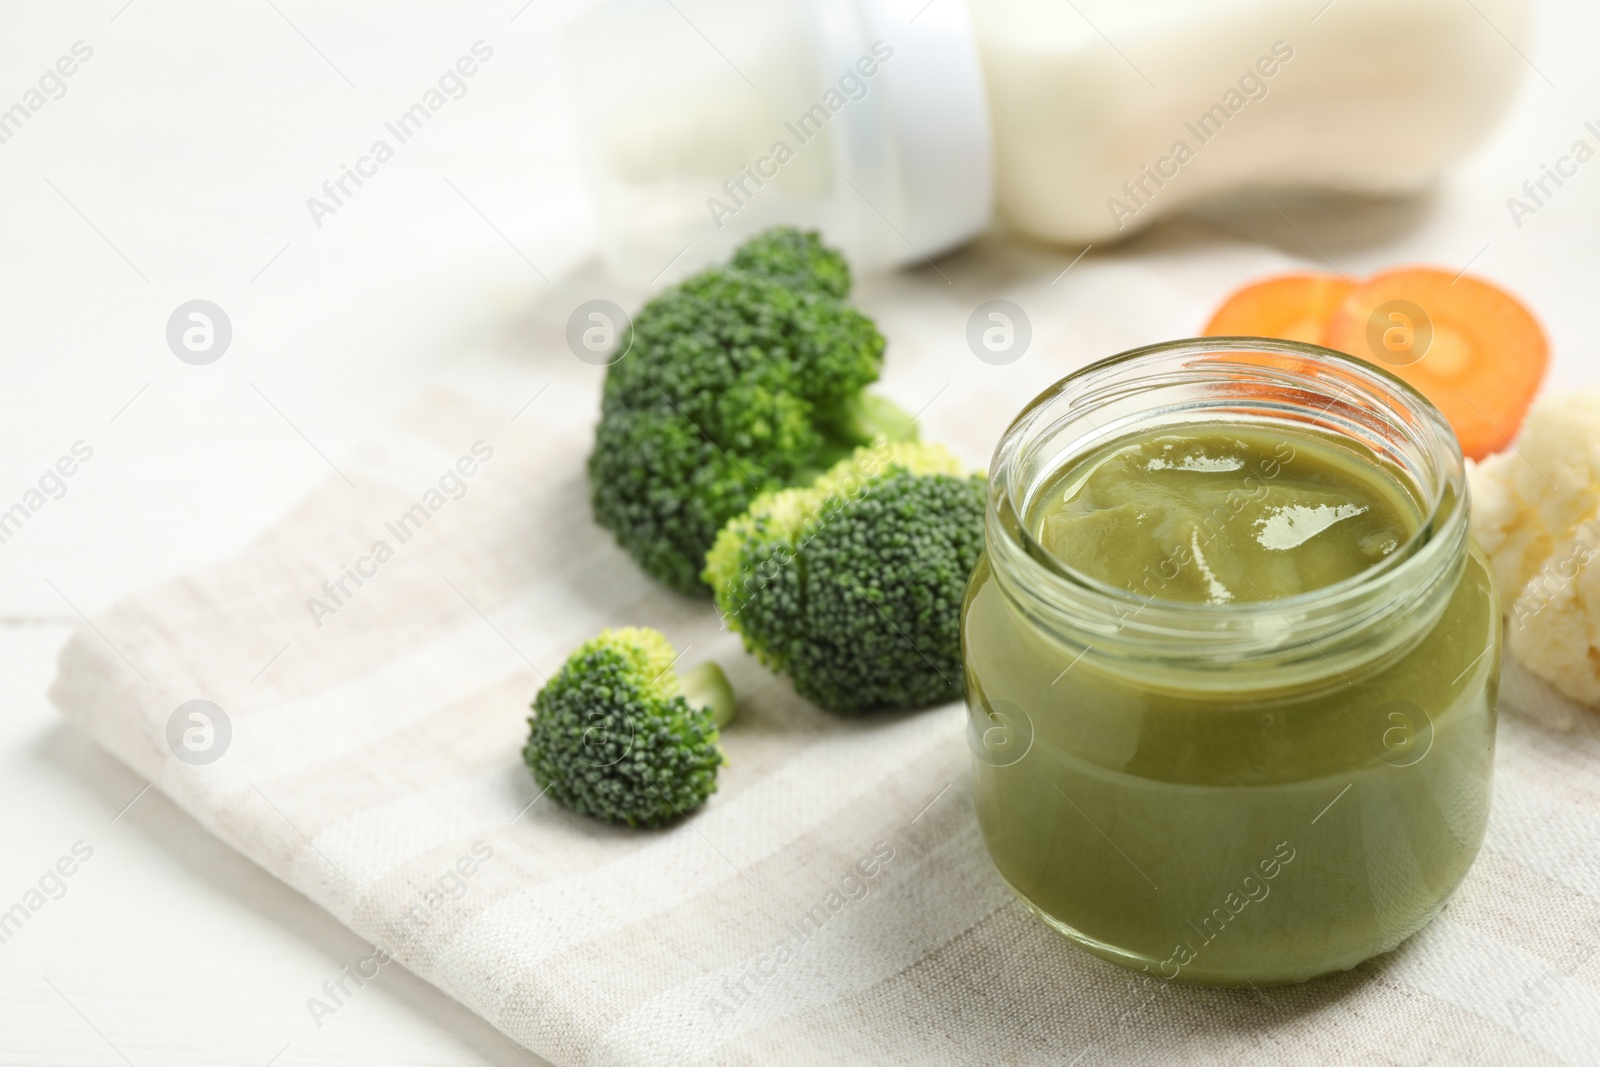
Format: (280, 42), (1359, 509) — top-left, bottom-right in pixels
(679, 661), (737, 729)
(830, 392), (920, 447)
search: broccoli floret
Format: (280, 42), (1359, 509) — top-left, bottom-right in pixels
(524, 627), (736, 828)
(704, 441), (986, 715)
(588, 227), (917, 597)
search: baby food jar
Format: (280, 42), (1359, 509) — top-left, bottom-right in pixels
(962, 338), (1500, 985)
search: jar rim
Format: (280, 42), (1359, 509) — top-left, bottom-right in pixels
(985, 337), (1469, 685)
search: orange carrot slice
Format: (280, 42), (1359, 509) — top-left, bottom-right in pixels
(1321, 268), (1548, 460)
(1202, 274), (1353, 344)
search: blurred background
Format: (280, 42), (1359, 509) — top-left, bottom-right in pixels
(0, 0), (1595, 1063)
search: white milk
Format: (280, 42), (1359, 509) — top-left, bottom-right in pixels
(972, 0), (1530, 243)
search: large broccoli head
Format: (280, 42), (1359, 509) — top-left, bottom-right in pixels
(524, 627), (736, 828)
(704, 441), (986, 715)
(588, 228), (916, 596)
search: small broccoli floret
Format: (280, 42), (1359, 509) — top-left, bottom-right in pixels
(588, 227), (916, 596)
(704, 441), (986, 715)
(524, 627), (736, 828)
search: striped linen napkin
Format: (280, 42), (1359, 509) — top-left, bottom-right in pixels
(48, 232), (1600, 1065)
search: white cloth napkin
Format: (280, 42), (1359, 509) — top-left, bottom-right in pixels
(49, 228), (1600, 1066)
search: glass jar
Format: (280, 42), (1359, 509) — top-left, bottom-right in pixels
(962, 338), (1500, 986)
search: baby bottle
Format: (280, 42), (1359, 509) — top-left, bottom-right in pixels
(562, 0), (1529, 278)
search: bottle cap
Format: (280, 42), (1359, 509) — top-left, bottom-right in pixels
(838, 0), (994, 266)
(563, 0), (994, 281)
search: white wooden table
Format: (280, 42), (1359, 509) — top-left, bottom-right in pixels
(2, 0), (1596, 1064)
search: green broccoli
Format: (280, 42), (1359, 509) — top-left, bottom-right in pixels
(703, 441), (986, 715)
(524, 627), (736, 828)
(588, 227), (918, 597)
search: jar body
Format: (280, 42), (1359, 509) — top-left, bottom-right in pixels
(960, 340), (1497, 985)
(964, 546), (1499, 984)
(966, 338), (1501, 984)
(968, 0), (1530, 243)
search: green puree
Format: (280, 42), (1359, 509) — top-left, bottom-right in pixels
(965, 422), (1499, 984)
(1034, 427), (1417, 602)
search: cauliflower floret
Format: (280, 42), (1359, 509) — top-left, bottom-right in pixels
(1508, 529), (1600, 705)
(1469, 389), (1600, 705)
(1469, 389), (1600, 597)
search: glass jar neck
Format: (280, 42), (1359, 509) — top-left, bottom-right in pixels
(985, 338), (1469, 696)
